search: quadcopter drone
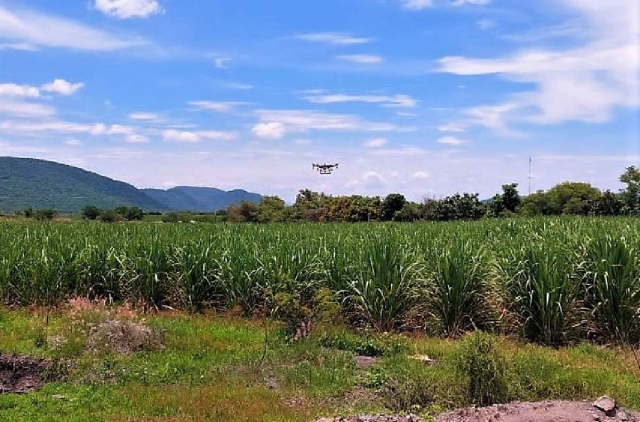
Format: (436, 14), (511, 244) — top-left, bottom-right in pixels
(312, 163), (339, 175)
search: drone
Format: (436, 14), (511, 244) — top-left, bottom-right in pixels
(312, 163), (339, 175)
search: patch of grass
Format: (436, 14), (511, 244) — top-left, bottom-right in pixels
(0, 308), (639, 421)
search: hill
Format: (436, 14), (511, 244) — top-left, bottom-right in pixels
(0, 157), (262, 214)
(142, 186), (263, 212)
(0, 157), (169, 214)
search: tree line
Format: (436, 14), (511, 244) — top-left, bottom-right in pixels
(225, 166), (640, 223)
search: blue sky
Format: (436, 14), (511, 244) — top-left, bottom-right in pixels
(0, 0), (638, 201)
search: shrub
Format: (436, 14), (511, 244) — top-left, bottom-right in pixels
(455, 331), (507, 407)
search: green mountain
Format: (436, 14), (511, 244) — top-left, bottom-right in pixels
(143, 186), (263, 212)
(0, 157), (262, 214)
(0, 157), (169, 214)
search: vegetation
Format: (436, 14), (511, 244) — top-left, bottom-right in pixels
(0, 157), (261, 214)
(0, 218), (638, 348)
(0, 306), (638, 421)
(224, 167), (640, 223)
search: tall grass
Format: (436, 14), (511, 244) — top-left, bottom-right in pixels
(0, 218), (638, 345)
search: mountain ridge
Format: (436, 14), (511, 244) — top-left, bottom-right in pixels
(0, 157), (262, 214)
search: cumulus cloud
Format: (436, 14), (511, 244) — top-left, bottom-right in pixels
(94, 0), (163, 19)
(336, 54), (383, 64)
(188, 101), (248, 113)
(0, 4), (147, 51)
(0, 101), (55, 117)
(252, 122), (287, 139)
(294, 32), (372, 45)
(64, 138), (83, 146)
(255, 110), (398, 135)
(162, 129), (234, 143)
(413, 171), (430, 180)
(437, 0), (639, 132)
(41, 79), (84, 96)
(400, 0), (434, 10)
(0, 83), (40, 98)
(438, 136), (468, 146)
(364, 138), (388, 148)
(302, 93), (417, 108)
(128, 112), (162, 121)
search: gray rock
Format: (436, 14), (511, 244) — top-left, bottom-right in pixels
(593, 396), (616, 417)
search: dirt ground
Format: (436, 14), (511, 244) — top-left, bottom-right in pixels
(435, 400), (638, 422)
(0, 354), (55, 394)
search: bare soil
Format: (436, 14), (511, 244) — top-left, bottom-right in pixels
(435, 400), (639, 422)
(0, 354), (55, 394)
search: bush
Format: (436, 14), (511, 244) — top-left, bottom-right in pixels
(455, 331), (507, 407)
(99, 210), (120, 223)
(81, 205), (101, 220)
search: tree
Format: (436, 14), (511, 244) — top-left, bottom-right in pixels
(381, 193), (406, 221)
(501, 183), (521, 213)
(81, 205), (101, 220)
(620, 166), (640, 214)
(520, 190), (551, 216)
(257, 196), (287, 223)
(546, 182), (600, 215)
(34, 209), (57, 221)
(591, 190), (623, 216)
(430, 193), (485, 221)
(124, 207), (144, 221)
(99, 209), (119, 223)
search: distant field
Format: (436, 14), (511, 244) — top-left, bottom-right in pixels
(0, 218), (639, 346)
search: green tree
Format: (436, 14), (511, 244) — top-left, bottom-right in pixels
(257, 196), (287, 223)
(620, 166), (640, 214)
(546, 182), (600, 215)
(591, 190), (623, 216)
(81, 205), (101, 220)
(520, 190), (551, 216)
(124, 207), (144, 221)
(381, 193), (406, 221)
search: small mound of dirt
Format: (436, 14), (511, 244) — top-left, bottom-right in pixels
(0, 354), (56, 394)
(316, 415), (421, 422)
(435, 400), (638, 422)
(354, 355), (379, 370)
(86, 320), (163, 355)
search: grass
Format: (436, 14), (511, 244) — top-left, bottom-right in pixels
(0, 305), (638, 421)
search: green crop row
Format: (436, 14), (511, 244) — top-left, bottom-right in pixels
(0, 218), (638, 346)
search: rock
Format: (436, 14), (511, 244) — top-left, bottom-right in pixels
(52, 394), (66, 400)
(593, 396), (616, 417)
(409, 354), (437, 366)
(617, 410), (628, 421)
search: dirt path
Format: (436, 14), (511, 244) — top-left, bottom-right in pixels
(435, 400), (638, 422)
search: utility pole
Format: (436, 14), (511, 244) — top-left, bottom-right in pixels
(528, 157), (532, 195)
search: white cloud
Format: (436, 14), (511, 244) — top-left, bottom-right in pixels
(437, 0), (639, 132)
(302, 93), (417, 108)
(188, 101), (248, 113)
(214, 57), (231, 69)
(162, 130), (200, 143)
(0, 83), (40, 98)
(438, 136), (467, 146)
(364, 138), (388, 148)
(451, 0), (490, 6)
(295, 32), (373, 45)
(0, 42), (38, 51)
(0, 5), (147, 52)
(41, 79), (84, 96)
(64, 138), (83, 146)
(438, 123), (467, 133)
(400, 0), (433, 10)
(255, 110), (399, 135)
(413, 171), (430, 180)
(0, 101), (55, 117)
(252, 122), (287, 139)
(129, 112), (162, 121)
(162, 129), (234, 143)
(216, 81), (254, 90)
(126, 134), (148, 143)
(336, 54), (383, 64)
(478, 19), (495, 31)
(94, 0), (163, 19)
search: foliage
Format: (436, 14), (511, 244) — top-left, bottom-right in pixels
(455, 331), (507, 406)
(81, 206), (102, 220)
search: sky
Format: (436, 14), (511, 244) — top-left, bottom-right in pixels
(0, 0), (638, 202)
